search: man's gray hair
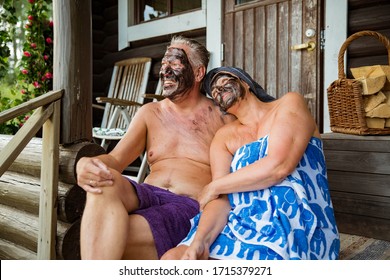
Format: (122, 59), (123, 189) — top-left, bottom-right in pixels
(170, 35), (210, 69)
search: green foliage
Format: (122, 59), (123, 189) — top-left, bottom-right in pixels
(18, 0), (53, 101)
(0, 0), (17, 80)
(0, 82), (25, 134)
(0, 0), (53, 134)
(0, 29), (11, 79)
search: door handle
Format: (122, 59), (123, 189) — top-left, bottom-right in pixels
(291, 41), (316, 51)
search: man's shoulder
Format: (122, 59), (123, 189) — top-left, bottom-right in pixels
(138, 100), (162, 114)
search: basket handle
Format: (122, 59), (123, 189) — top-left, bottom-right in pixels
(338, 30), (390, 79)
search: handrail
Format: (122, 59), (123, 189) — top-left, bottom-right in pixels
(0, 90), (63, 124)
(0, 90), (63, 175)
(0, 89), (63, 260)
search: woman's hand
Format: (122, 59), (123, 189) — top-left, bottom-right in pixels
(181, 240), (210, 260)
(198, 182), (219, 211)
(76, 157), (114, 193)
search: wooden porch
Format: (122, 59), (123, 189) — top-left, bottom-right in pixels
(0, 0), (390, 260)
(322, 133), (390, 242)
(1, 130), (390, 259)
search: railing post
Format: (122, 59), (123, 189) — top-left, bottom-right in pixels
(37, 100), (61, 259)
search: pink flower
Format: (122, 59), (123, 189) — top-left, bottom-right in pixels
(46, 37), (53, 44)
(24, 51), (31, 57)
(43, 55), (49, 60)
(24, 115), (30, 121)
(28, 0), (35, 3)
(45, 72), (53, 79)
(33, 81), (41, 88)
(21, 69), (29, 75)
(25, 24), (30, 29)
(28, 15), (34, 21)
(49, 21), (54, 27)
(30, 43), (37, 48)
(21, 89), (26, 94)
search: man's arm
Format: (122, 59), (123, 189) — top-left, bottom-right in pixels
(76, 104), (149, 193)
(108, 104), (149, 171)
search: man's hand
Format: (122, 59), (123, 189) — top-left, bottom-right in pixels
(76, 157), (114, 193)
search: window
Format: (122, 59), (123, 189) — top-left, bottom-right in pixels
(235, 0), (255, 4)
(139, 0), (202, 23)
(118, 0), (206, 50)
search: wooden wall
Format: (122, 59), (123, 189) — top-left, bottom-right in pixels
(221, 0), (322, 125)
(323, 0), (390, 241)
(91, 0), (206, 127)
(347, 0), (390, 75)
(322, 133), (390, 241)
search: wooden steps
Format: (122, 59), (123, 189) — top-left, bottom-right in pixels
(0, 134), (105, 259)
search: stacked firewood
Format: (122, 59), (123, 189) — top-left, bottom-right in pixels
(0, 135), (105, 259)
(351, 65), (390, 128)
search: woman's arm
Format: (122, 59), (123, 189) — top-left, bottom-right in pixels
(181, 195), (230, 259)
(205, 92), (317, 199)
(181, 128), (233, 259)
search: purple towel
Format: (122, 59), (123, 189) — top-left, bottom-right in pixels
(127, 179), (199, 258)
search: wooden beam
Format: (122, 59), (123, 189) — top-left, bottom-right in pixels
(38, 100), (61, 259)
(0, 204), (75, 259)
(53, 0), (92, 144)
(0, 90), (62, 124)
(0, 135), (106, 185)
(0, 105), (53, 176)
(0, 239), (36, 260)
(0, 171), (85, 223)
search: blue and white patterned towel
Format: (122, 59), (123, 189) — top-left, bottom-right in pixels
(180, 136), (340, 259)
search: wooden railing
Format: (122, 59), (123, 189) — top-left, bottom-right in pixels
(0, 90), (63, 259)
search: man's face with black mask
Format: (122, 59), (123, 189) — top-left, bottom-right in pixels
(159, 47), (195, 101)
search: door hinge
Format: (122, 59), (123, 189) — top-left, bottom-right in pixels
(221, 43), (225, 62)
(320, 30), (325, 50)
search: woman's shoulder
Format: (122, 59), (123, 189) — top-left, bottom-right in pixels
(280, 91), (305, 102)
(278, 92), (307, 110)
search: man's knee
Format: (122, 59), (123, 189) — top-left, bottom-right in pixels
(85, 169), (134, 205)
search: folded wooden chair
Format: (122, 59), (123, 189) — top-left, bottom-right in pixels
(93, 57), (152, 149)
(93, 57), (163, 182)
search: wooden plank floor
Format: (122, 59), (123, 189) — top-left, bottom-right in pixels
(339, 233), (390, 260)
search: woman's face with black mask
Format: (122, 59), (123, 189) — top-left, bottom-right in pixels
(210, 73), (246, 112)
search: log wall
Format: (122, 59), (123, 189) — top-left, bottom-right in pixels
(322, 0), (390, 242)
(0, 135), (105, 259)
(347, 0), (390, 75)
(91, 0), (206, 127)
(322, 133), (390, 241)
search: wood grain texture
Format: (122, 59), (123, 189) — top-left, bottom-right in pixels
(222, 0), (320, 122)
(322, 133), (390, 241)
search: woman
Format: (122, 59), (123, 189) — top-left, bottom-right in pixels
(162, 67), (340, 260)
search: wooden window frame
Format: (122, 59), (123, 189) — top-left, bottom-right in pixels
(118, 0), (206, 50)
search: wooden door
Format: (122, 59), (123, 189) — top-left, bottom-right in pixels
(222, 0), (322, 125)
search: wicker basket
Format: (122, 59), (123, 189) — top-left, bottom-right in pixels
(327, 30), (390, 135)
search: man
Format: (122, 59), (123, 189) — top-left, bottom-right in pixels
(76, 36), (234, 259)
